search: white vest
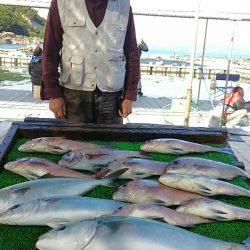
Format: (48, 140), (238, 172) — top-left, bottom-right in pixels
(57, 0), (130, 92)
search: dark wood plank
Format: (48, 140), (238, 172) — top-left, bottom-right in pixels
(23, 118), (228, 134)
(17, 123), (227, 144)
(0, 124), (19, 167)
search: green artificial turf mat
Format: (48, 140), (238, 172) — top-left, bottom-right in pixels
(0, 138), (249, 249)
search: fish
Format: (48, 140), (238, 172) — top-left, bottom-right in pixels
(0, 197), (126, 227)
(159, 173), (250, 197)
(165, 157), (249, 180)
(96, 158), (167, 179)
(58, 149), (149, 172)
(0, 178), (112, 213)
(112, 204), (212, 227)
(36, 216), (249, 250)
(141, 138), (230, 155)
(4, 158), (93, 180)
(113, 179), (207, 206)
(177, 199), (250, 221)
(18, 137), (113, 154)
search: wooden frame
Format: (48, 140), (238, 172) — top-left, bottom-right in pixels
(0, 118), (244, 169)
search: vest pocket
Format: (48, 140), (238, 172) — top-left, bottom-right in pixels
(61, 56), (86, 86)
(70, 56), (86, 86)
(107, 60), (126, 90)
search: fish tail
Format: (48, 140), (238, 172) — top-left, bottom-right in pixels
(240, 209), (250, 221)
(215, 147), (233, 155)
(242, 237), (250, 248)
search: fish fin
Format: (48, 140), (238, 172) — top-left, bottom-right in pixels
(213, 216), (229, 221)
(137, 151), (150, 158)
(46, 219), (70, 228)
(41, 198), (61, 205)
(243, 237), (250, 248)
(210, 209), (230, 221)
(171, 148), (186, 155)
(87, 154), (110, 160)
(211, 209), (228, 215)
(104, 168), (129, 179)
(12, 187), (30, 196)
(196, 184), (213, 196)
(50, 145), (66, 154)
(39, 173), (57, 179)
(152, 199), (166, 206)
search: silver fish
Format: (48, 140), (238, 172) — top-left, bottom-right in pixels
(177, 199), (250, 221)
(58, 149), (149, 172)
(96, 158), (166, 179)
(159, 173), (250, 197)
(113, 179), (206, 206)
(4, 157), (92, 180)
(0, 178), (112, 213)
(36, 216), (248, 250)
(141, 138), (229, 155)
(112, 204), (212, 227)
(18, 137), (113, 154)
(165, 157), (249, 180)
(0, 197), (125, 227)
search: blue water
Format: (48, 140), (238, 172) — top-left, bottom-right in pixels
(0, 44), (28, 50)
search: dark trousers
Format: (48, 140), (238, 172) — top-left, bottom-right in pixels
(63, 87), (123, 125)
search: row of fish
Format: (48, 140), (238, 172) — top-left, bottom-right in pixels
(18, 137), (231, 155)
(5, 155), (249, 181)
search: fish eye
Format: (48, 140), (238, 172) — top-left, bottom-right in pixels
(56, 225), (67, 231)
(10, 204), (21, 210)
(84, 154), (90, 159)
(37, 138), (44, 142)
(117, 206), (123, 210)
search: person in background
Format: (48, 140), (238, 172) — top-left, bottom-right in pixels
(224, 86), (248, 127)
(29, 47), (43, 99)
(208, 86), (248, 127)
(137, 39), (149, 97)
(42, 0), (139, 125)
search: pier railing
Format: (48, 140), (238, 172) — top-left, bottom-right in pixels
(0, 56), (30, 66)
(140, 64), (250, 82)
(0, 57), (249, 83)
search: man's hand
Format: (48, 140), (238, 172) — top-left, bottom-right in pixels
(49, 98), (65, 119)
(119, 99), (132, 118)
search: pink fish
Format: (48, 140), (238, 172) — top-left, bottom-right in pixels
(141, 138), (230, 155)
(4, 158), (94, 180)
(96, 158), (166, 179)
(177, 199), (250, 221)
(113, 179), (207, 206)
(18, 137), (113, 154)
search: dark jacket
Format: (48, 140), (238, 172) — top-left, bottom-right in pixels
(29, 56), (43, 85)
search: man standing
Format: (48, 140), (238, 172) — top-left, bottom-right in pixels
(41, 0), (139, 124)
(137, 39), (149, 97)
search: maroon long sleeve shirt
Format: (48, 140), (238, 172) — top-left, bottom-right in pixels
(41, 0), (139, 101)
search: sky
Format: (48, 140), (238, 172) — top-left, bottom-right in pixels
(37, 0), (250, 56)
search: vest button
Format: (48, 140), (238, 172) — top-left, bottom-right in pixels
(94, 66), (97, 70)
(95, 49), (98, 53)
(95, 31), (98, 35)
